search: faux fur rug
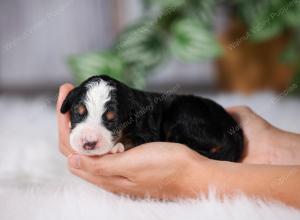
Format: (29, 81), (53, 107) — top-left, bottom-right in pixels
(0, 93), (300, 220)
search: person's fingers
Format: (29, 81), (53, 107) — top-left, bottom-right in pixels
(56, 83), (74, 112)
(69, 167), (134, 195)
(226, 106), (254, 125)
(226, 106), (253, 115)
(68, 153), (133, 177)
(56, 83), (74, 156)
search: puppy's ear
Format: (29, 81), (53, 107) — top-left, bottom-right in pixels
(60, 88), (80, 114)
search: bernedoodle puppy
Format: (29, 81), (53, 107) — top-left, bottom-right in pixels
(61, 75), (244, 161)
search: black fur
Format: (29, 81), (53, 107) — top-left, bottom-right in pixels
(61, 75), (244, 162)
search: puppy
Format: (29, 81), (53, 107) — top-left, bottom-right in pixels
(61, 75), (244, 161)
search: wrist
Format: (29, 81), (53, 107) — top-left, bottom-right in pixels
(181, 154), (226, 197)
(193, 159), (248, 197)
(268, 128), (300, 165)
(209, 160), (244, 194)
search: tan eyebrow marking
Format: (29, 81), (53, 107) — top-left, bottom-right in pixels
(210, 146), (222, 154)
(77, 104), (87, 115)
(105, 111), (115, 121)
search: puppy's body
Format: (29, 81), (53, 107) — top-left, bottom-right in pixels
(61, 75), (244, 162)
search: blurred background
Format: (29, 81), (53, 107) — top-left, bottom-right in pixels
(1, 0), (300, 95)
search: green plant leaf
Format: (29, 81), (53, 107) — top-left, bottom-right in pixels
(116, 22), (167, 72)
(234, 0), (287, 42)
(183, 0), (216, 26)
(169, 18), (222, 61)
(284, 2), (300, 28)
(280, 37), (299, 63)
(68, 52), (124, 84)
(289, 67), (300, 96)
(123, 65), (147, 89)
(144, 0), (185, 9)
(249, 19), (283, 42)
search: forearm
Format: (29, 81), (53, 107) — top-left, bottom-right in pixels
(275, 128), (300, 151)
(212, 161), (300, 208)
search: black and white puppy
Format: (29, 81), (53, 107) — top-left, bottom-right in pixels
(61, 75), (244, 162)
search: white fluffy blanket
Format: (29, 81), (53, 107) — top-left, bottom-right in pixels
(0, 94), (300, 220)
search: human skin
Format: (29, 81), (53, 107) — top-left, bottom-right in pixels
(57, 84), (300, 208)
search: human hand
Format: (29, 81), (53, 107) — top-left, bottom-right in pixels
(56, 83), (74, 156)
(227, 106), (300, 165)
(67, 142), (213, 199)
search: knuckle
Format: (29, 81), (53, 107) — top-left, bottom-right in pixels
(241, 106), (252, 113)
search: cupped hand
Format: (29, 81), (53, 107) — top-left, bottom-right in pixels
(67, 142), (212, 199)
(226, 106), (273, 164)
(226, 106), (300, 165)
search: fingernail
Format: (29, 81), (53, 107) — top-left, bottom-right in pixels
(69, 154), (81, 169)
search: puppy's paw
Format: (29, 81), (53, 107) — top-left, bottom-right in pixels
(110, 143), (125, 154)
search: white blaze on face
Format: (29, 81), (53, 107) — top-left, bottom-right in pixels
(70, 80), (115, 155)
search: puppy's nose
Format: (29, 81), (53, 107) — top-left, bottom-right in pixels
(83, 141), (97, 150)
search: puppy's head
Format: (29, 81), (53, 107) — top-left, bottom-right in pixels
(60, 75), (123, 155)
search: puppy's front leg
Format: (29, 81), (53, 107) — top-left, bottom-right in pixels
(110, 143), (125, 154)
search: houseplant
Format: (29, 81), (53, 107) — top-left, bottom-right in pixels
(68, 0), (300, 93)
